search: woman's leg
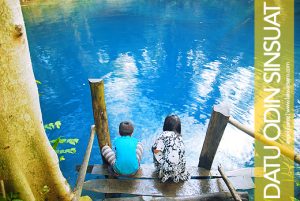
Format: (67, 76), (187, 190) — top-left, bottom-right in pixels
(101, 145), (116, 165)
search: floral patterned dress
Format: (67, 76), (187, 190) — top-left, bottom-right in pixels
(152, 131), (190, 182)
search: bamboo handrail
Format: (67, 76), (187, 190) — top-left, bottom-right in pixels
(218, 165), (242, 201)
(228, 117), (300, 164)
(72, 125), (96, 201)
(228, 117), (254, 138)
(0, 180), (6, 199)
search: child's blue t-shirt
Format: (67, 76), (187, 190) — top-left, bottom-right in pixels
(113, 136), (139, 175)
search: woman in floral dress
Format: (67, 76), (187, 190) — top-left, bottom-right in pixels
(152, 115), (190, 183)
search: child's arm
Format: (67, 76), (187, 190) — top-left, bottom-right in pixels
(101, 145), (116, 165)
(136, 142), (143, 162)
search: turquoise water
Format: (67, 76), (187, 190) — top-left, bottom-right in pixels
(22, 0), (299, 198)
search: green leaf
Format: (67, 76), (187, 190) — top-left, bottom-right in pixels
(44, 121), (61, 131)
(36, 80), (42, 84)
(66, 138), (79, 145)
(11, 192), (20, 199)
(44, 124), (52, 130)
(51, 137), (60, 151)
(57, 148), (76, 154)
(50, 123), (55, 129)
(50, 138), (79, 145)
(59, 138), (67, 143)
(55, 121), (61, 129)
(59, 156), (65, 161)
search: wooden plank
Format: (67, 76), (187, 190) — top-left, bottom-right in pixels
(83, 177), (254, 196)
(198, 104), (230, 170)
(76, 164), (263, 178)
(102, 192), (249, 201)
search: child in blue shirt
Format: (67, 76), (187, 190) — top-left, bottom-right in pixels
(102, 121), (143, 175)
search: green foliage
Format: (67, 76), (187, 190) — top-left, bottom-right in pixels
(50, 137), (79, 158)
(59, 156), (66, 161)
(44, 121), (61, 130)
(50, 138), (79, 146)
(44, 121), (79, 162)
(293, 177), (300, 200)
(50, 137), (79, 161)
(38, 78), (79, 162)
(51, 137), (60, 151)
(0, 192), (23, 201)
(56, 148), (76, 154)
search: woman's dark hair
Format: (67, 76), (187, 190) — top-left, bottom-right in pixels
(119, 121), (134, 136)
(163, 114), (181, 134)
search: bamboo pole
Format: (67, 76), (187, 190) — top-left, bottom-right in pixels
(0, 180), (6, 199)
(198, 104), (230, 170)
(73, 125), (96, 201)
(89, 79), (112, 151)
(228, 117), (254, 138)
(218, 165), (242, 201)
(229, 117), (300, 164)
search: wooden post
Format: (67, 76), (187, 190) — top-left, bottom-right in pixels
(89, 79), (112, 151)
(218, 165), (242, 201)
(89, 79), (113, 198)
(198, 104), (230, 170)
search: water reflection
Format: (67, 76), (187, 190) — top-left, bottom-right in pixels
(106, 53), (139, 107)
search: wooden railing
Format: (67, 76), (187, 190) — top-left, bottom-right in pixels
(199, 104), (300, 170)
(72, 125), (95, 201)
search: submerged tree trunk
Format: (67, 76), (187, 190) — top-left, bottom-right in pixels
(0, 0), (73, 200)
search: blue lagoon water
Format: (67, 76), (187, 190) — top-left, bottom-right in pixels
(22, 0), (300, 198)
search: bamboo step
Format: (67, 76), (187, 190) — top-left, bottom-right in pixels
(83, 177), (254, 196)
(101, 192), (249, 201)
(76, 164), (262, 179)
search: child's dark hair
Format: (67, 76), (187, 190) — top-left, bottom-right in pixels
(163, 114), (181, 134)
(119, 121), (134, 136)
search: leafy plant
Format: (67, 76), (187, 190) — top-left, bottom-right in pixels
(44, 121), (79, 161)
(50, 138), (79, 146)
(44, 121), (61, 130)
(38, 80), (79, 162)
(0, 192), (23, 201)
